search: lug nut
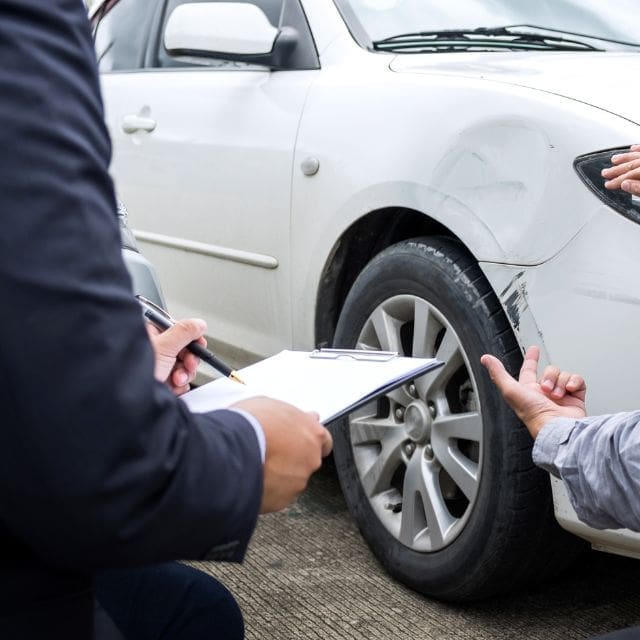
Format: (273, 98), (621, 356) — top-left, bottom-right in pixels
(404, 442), (416, 457)
(395, 407), (405, 421)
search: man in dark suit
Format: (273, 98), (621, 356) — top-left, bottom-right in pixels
(0, 0), (332, 637)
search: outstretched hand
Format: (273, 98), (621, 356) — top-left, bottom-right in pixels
(480, 346), (587, 439)
(602, 144), (640, 196)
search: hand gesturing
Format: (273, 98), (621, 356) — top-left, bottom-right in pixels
(481, 345), (587, 439)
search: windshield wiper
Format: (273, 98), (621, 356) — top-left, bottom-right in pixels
(491, 24), (640, 48)
(373, 27), (601, 53)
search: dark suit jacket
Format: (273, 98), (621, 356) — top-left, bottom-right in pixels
(0, 0), (263, 636)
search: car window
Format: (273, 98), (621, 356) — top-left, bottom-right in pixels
(93, 0), (156, 71)
(155, 0), (285, 69)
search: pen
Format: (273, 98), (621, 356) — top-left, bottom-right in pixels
(136, 295), (245, 385)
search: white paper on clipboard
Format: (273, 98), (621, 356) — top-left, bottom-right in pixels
(181, 349), (443, 424)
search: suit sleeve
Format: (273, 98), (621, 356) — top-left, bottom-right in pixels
(0, 0), (262, 570)
(533, 412), (640, 532)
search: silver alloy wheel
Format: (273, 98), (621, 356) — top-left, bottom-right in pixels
(349, 294), (483, 552)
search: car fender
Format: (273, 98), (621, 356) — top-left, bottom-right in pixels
(291, 66), (640, 347)
(294, 71), (637, 257)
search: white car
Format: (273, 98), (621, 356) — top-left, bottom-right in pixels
(94, 0), (640, 600)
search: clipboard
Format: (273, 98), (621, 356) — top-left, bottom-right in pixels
(310, 348), (398, 362)
(181, 349), (443, 425)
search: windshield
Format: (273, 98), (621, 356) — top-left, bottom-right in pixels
(338, 0), (640, 49)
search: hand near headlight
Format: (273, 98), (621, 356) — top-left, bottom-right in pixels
(602, 144), (640, 196)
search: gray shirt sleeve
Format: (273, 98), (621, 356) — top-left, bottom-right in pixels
(533, 411), (640, 531)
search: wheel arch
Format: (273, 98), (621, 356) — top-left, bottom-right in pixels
(315, 207), (470, 349)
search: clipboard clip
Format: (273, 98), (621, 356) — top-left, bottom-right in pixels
(310, 348), (398, 362)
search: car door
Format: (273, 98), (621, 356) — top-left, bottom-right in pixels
(96, 0), (319, 363)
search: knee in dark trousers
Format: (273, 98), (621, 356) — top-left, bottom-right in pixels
(94, 562), (243, 640)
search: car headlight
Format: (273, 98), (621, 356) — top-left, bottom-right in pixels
(574, 147), (640, 225)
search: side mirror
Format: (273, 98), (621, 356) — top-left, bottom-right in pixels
(164, 2), (298, 67)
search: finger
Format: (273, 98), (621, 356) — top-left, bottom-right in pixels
(551, 370), (572, 399)
(566, 374), (587, 399)
(178, 348), (201, 377)
(602, 157), (640, 178)
(606, 153), (640, 169)
(320, 427), (333, 457)
(621, 179), (640, 196)
(603, 165), (640, 189)
(154, 318), (207, 358)
(605, 174), (633, 190)
(170, 382), (191, 396)
(631, 144), (640, 152)
(145, 323), (161, 339)
(518, 345), (540, 385)
(604, 167), (640, 187)
(171, 363), (192, 388)
(603, 166), (640, 185)
(179, 335), (207, 349)
(481, 354), (520, 398)
(540, 365), (560, 393)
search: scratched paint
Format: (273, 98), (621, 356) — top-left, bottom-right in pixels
(500, 271), (526, 331)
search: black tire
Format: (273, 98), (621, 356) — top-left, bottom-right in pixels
(332, 237), (583, 601)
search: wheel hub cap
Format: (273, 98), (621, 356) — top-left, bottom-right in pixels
(404, 401), (431, 444)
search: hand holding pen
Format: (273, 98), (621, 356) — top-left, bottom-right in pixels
(146, 315), (208, 395)
(137, 296), (245, 385)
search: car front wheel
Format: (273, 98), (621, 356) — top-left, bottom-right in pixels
(332, 237), (581, 601)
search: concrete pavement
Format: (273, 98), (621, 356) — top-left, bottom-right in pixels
(195, 460), (640, 639)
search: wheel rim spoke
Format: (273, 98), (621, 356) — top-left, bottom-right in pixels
(436, 450), (478, 502)
(385, 385), (414, 406)
(369, 306), (402, 352)
(412, 299), (438, 357)
(432, 419), (480, 501)
(350, 415), (400, 446)
(434, 329), (463, 376)
(434, 412), (482, 442)
(400, 454), (455, 548)
(412, 367), (441, 400)
(415, 329), (463, 397)
(358, 426), (407, 497)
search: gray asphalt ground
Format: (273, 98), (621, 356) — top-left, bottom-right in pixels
(193, 459), (640, 640)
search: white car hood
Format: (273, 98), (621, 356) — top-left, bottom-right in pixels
(390, 51), (640, 124)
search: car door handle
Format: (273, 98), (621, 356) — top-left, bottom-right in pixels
(121, 114), (157, 134)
